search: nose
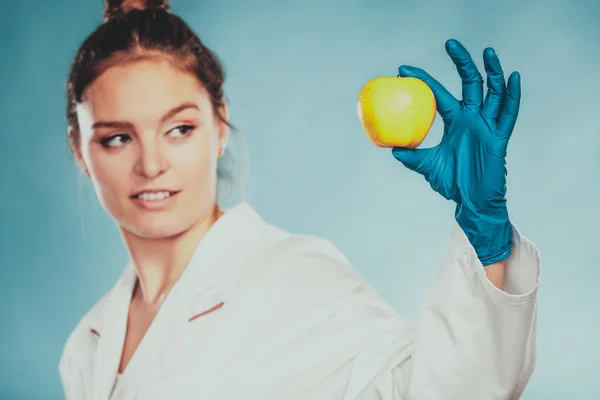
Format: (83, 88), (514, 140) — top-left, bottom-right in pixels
(133, 139), (168, 179)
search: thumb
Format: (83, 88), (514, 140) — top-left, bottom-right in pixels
(391, 147), (431, 175)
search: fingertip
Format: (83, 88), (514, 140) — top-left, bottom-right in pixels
(506, 71), (521, 99)
(483, 47), (496, 57)
(391, 146), (404, 156)
(445, 38), (459, 48)
(445, 38), (467, 54)
(398, 65), (416, 77)
(392, 147), (413, 163)
(509, 71), (521, 88)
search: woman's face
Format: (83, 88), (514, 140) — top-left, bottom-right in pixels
(73, 59), (227, 239)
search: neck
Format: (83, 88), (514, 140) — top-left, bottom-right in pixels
(121, 204), (223, 306)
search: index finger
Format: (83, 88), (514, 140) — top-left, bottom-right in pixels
(398, 65), (459, 121)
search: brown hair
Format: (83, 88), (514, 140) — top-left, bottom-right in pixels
(66, 0), (245, 203)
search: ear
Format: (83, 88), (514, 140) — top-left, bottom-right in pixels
(217, 102), (230, 158)
(68, 128), (90, 178)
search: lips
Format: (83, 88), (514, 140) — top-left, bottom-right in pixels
(131, 190), (180, 201)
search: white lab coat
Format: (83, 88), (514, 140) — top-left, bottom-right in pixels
(59, 201), (541, 400)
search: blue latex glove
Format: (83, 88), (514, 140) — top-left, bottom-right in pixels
(392, 39), (521, 266)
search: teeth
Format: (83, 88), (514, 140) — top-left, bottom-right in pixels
(137, 191), (172, 201)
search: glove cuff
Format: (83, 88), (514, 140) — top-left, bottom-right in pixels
(455, 204), (513, 266)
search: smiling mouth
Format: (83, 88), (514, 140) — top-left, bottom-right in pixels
(131, 190), (180, 201)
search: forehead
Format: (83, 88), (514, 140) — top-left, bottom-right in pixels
(81, 59), (209, 121)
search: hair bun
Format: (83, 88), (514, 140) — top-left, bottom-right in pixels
(104, 0), (170, 21)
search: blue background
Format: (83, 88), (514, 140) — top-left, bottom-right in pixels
(1, 0), (599, 398)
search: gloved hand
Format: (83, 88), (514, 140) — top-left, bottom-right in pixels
(392, 39), (521, 266)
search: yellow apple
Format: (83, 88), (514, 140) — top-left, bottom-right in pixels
(357, 76), (436, 148)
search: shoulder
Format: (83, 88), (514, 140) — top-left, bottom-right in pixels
(269, 234), (370, 290)
(251, 232), (362, 284)
(236, 232), (382, 317)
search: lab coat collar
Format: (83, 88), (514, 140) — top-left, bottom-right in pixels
(171, 200), (267, 314)
(89, 201), (268, 399)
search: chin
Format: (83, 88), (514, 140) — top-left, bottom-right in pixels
(121, 214), (195, 240)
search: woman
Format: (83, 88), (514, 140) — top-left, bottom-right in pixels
(59, 0), (541, 399)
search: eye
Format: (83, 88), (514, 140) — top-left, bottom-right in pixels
(100, 134), (131, 149)
(168, 125), (195, 138)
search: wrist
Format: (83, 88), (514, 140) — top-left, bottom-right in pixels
(454, 203), (513, 266)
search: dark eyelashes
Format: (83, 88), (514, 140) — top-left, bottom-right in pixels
(99, 124), (197, 149)
(100, 133), (131, 148)
(175, 125), (195, 135)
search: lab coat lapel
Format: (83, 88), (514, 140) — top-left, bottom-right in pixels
(178, 201), (269, 321)
(90, 263), (137, 400)
(179, 203), (274, 370)
(178, 202), (285, 373)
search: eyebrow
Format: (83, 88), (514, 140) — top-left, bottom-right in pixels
(91, 102), (200, 130)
